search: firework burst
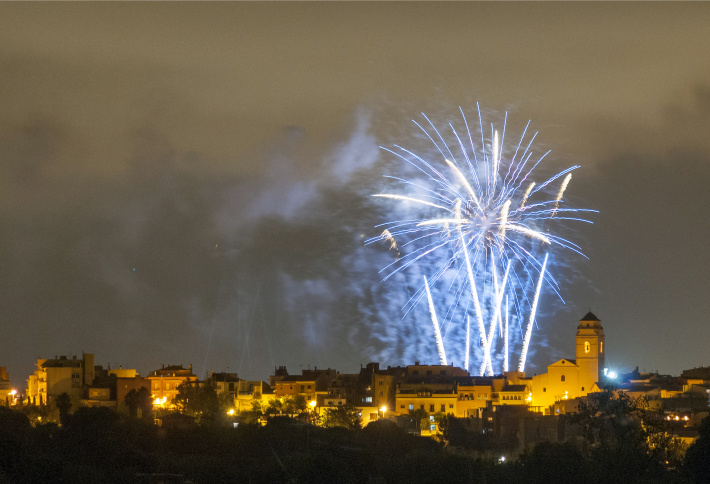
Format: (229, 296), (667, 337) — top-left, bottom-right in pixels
(368, 105), (594, 375)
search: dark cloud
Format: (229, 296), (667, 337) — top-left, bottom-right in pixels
(1, 3), (710, 387)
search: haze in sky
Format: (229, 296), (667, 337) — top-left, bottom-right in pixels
(1, 3), (709, 386)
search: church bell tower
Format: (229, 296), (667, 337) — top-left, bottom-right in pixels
(576, 311), (605, 392)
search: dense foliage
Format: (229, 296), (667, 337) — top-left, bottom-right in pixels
(0, 402), (706, 483)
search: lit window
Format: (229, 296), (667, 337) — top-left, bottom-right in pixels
(584, 341), (590, 353)
(600, 342), (603, 353)
(409, 404), (414, 410)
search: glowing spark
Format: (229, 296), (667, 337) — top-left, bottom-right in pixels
(519, 253), (548, 372)
(551, 173), (572, 217)
(503, 296), (509, 373)
(372, 194), (447, 211)
(520, 182), (535, 209)
(464, 315), (471, 372)
(424, 276), (447, 365)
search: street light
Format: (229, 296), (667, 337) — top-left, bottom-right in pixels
(309, 400), (318, 425)
(380, 405), (387, 419)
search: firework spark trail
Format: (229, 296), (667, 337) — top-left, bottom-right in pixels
(551, 173), (572, 217)
(369, 106), (594, 375)
(424, 276), (447, 365)
(503, 296), (509, 372)
(464, 314), (471, 371)
(519, 252), (548, 372)
(481, 258), (511, 376)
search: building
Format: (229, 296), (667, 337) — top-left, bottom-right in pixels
(530, 312), (605, 413)
(146, 364), (197, 408)
(0, 367), (12, 404)
(26, 354), (96, 405)
(209, 371), (240, 400)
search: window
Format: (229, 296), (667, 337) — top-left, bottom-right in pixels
(449, 404), (454, 409)
(365, 396), (372, 403)
(600, 342), (604, 353)
(429, 404), (435, 412)
(412, 370), (419, 375)
(584, 341), (590, 353)
(581, 387), (585, 392)
(420, 404), (424, 410)
(307, 385), (312, 390)
(441, 404), (446, 412)
(400, 404), (404, 409)
(561, 375), (566, 382)
(543, 388), (546, 392)
(379, 381), (383, 385)
(300, 385), (305, 392)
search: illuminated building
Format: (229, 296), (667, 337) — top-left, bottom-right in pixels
(26, 353), (96, 405)
(146, 364), (196, 409)
(530, 312), (605, 414)
(209, 371), (240, 400)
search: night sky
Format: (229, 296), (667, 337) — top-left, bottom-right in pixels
(2, 3), (709, 388)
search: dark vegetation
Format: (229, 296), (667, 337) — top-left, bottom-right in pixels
(0, 402), (708, 483)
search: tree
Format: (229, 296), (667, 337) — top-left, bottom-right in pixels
(54, 392), (72, 425)
(684, 415), (710, 483)
(263, 395), (309, 420)
(409, 407), (430, 432)
(569, 390), (673, 481)
(240, 400), (264, 424)
(322, 404), (362, 430)
(172, 381), (228, 425)
(0, 406), (31, 476)
(124, 387), (153, 419)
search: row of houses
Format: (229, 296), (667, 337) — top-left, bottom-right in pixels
(4, 313), (709, 442)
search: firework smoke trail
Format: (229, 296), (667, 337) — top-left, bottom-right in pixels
(424, 276), (447, 365)
(369, 105), (594, 375)
(519, 253), (548, 372)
